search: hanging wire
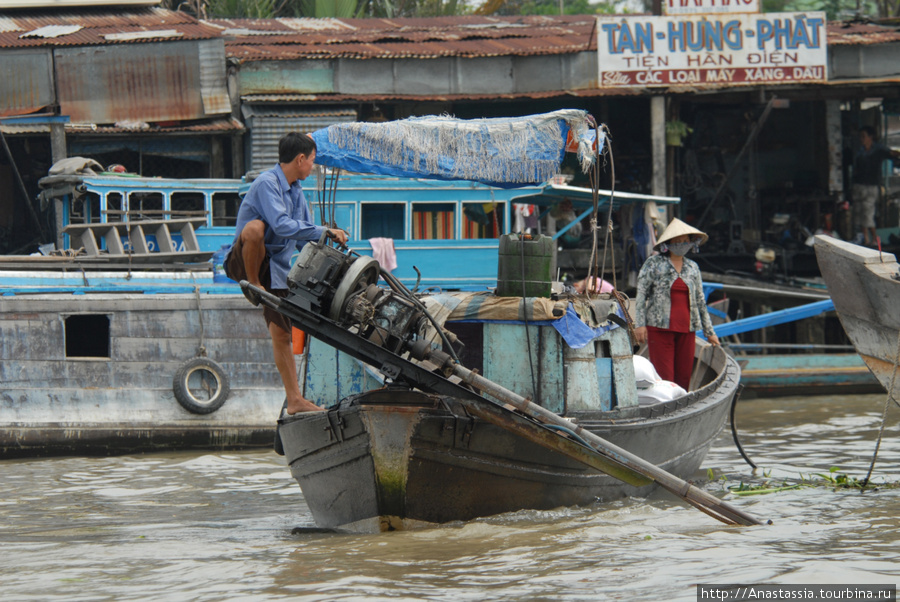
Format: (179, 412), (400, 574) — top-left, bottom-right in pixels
(583, 123), (635, 340)
(328, 167), (342, 229)
(316, 165), (327, 227)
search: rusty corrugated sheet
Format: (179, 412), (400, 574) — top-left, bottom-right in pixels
(826, 21), (900, 45)
(0, 48), (54, 117)
(55, 40), (210, 123)
(0, 117), (242, 135)
(0, 7), (221, 49)
(84, 116), (244, 133)
(240, 87), (637, 104)
(3, 1), (158, 8)
(212, 15), (899, 63)
(211, 14), (597, 62)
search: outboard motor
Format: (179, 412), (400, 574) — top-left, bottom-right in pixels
(285, 234), (430, 356)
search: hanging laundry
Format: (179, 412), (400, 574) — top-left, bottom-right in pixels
(369, 237), (397, 272)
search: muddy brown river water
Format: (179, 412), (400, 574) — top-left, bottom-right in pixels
(1, 393), (898, 601)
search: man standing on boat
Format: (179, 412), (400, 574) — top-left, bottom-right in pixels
(851, 126), (900, 247)
(224, 132), (348, 414)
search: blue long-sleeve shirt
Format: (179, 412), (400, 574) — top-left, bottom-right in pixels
(227, 164), (325, 289)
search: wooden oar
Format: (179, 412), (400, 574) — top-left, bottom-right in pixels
(247, 282), (762, 527)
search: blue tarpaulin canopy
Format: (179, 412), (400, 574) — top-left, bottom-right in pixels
(310, 110), (602, 189)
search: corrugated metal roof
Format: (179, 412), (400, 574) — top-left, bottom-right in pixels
(3, 1), (159, 8)
(209, 14), (598, 62)
(241, 88), (637, 104)
(0, 116), (243, 135)
(244, 107), (357, 171)
(210, 15), (900, 63)
(0, 7), (222, 49)
(52, 38), (230, 123)
(0, 48), (54, 116)
(826, 20), (900, 45)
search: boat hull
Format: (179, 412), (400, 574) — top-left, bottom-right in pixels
(279, 355), (738, 532)
(814, 236), (900, 393)
(0, 292), (283, 457)
(738, 353), (882, 397)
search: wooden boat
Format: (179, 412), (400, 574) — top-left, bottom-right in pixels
(739, 353), (880, 396)
(2, 141), (675, 456)
(282, 297), (740, 532)
(264, 111), (749, 532)
(0, 268), (285, 458)
(43, 170), (677, 291)
(704, 283), (882, 397)
(0, 184), (287, 457)
(814, 234), (900, 392)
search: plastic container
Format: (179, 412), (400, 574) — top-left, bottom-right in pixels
(495, 233), (553, 298)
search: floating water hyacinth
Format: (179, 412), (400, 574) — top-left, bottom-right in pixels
(310, 109), (602, 188)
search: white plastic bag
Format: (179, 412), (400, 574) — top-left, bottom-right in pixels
(637, 381), (687, 406)
(633, 355), (662, 389)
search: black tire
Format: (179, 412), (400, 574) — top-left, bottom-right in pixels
(173, 357), (231, 414)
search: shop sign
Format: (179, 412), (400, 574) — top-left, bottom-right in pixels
(597, 12), (827, 87)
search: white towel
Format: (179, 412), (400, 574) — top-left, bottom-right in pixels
(369, 237), (397, 272)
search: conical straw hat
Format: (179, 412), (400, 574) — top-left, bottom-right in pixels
(654, 217), (708, 250)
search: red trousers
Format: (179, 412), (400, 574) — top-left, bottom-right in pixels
(647, 326), (695, 391)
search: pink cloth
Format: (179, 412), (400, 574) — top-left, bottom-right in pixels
(369, 237), (397, 272)
(584, 276), (614, 294)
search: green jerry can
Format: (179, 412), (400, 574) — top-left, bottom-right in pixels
(495, 233), (553, 298)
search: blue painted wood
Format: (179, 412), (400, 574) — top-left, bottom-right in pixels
(482, 323), (564, 414)
(604, 326), (639, 408)
(594, 357), (614, 411)
(304, 338), (380, 403)
(739, 353), (881, 393)
(712, 300), (835, 338)
(48, 173), (678, 291)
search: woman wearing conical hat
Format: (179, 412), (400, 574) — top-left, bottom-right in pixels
(633, 218), (719, 391)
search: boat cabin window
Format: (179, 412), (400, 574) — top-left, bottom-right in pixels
(106, 192), (124, 221)
(463, 202), (504, 239)
(171, 192), (207, 219)
(128, 192), (164, 220)
(69, 192), (102, 225)
(412, 203), (455, 240)
(64, 314), (111, 359)
(361, 203), (405, 240)
(212, 192), (242, 227)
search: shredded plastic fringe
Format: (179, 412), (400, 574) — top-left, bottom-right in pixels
(319, 109), (597, 186)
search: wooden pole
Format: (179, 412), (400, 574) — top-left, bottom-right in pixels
(0, 128), (44, 238)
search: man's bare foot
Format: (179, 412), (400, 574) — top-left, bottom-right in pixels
(286, 397), (326, 415)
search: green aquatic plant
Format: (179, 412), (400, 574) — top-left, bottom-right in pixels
(712, 466), (900, 497)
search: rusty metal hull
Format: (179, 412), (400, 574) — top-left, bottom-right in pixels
(280, 358), (737, 532)
(814, 235), (900, 393)
(0, 291), (283, 458)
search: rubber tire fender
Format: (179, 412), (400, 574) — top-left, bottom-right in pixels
(173, 357), (231, 414)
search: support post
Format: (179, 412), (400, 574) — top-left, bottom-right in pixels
(650, 96), (667, 199)
(50, 122), (67, 165)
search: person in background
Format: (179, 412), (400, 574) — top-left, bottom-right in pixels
(633, 218), (719, 391)
(852, 126), (900, 247)
(224, 132), (348, 415)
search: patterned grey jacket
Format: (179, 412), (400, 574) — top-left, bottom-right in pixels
(634, 254), (715, 336)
